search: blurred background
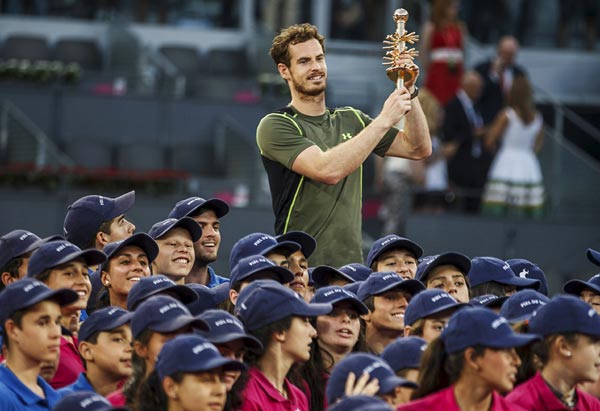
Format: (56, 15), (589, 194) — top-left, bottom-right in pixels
(0, 0), (598, 293)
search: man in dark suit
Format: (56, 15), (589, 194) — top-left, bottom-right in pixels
(475, 36), (527, 125)
(442, 70), (494, 213)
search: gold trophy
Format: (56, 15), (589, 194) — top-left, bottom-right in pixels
(383, 8), (419, 131)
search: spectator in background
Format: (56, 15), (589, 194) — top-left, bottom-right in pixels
(421, 0), (466, 106)
(412, 88), (451, 214)
(443, 70), (494, 213)
(463, 0), (510, 44)
(557, 0), (598, 51)
(475, 36), (527, 126)
(481, 75), (544, 218)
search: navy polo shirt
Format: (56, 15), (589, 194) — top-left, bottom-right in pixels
(0, 365), (63, 410)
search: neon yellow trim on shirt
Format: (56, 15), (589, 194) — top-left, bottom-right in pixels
(284, 175), (305, 233)
(256, 112), (304, 155)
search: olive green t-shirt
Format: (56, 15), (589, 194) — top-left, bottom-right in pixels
(256, 105), (397, 267)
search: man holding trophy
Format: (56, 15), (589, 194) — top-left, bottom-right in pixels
(257, 13), (431, 268)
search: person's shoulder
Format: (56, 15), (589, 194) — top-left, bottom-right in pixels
(577, 388), (600, 409)
(493, 390), (528, 411)
(397, 388), (452, 411)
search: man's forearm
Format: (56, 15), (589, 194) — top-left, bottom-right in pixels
(385, 97), (432, 159)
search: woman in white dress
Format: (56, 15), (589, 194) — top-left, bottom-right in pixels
(482, 75), (544, 217)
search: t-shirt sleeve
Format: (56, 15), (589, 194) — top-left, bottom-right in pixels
(256, 113), (315, 169)
(356, 110), (398, 157)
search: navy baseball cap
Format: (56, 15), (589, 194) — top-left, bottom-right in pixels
(326, 353), (417, 404)
(156, 334), (245, 381)
(27, 240), (106, 279)
(0, 278), (78, 324)
(235, 280), (332, 331)
(312, 265), (355, 287)
(563, 273), (600, 296)
(529, 294), (600, 338)
(54, 391), (130, 411)
(230, 255), (294, 286)
(343, 281), (363, 295)
(416, 252), (471, 283)
(101, 233), (159, 271)
(311, 285), (369, 315)
(498, 290), (549, 324)
(357, 272), (425, 302)
(212, 282), (230, 305)
(148, 217), (202, 242)
(338, 263), (372, 282)
(198, 309), (262, 351)
(366, 235), (424, 268)
(328, 395), (394, 411)
(276, 231), (317, 259)
(0, 229), (42, 269)
(186, 283), (219, 315)
(404, 289), (465, 327)
(507, 259), (548, 296)
(441, 306), (540, 354)
(63, 191), (135, 248)
(168, 196), (230, 219)
(381, 336), (428, 371)
(467, 257), (540, 289)
(469, 294), (508, 308)
(229, 233), (300, 270)
(126, 274), (198, 311)
(131, 295), (208, 340)
(78, 306), (133, 342)
(588, 248), (600, 266)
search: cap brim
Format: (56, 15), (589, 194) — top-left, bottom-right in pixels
(375, 279), (425, 297)
(198, 199), (230, 218)
(294, 302), (333, 318)
(588, 249), (600, 267)
(487, 332), (540, 349)
(277, 231), (317, 259)
(53, 248), (107, 269)
(105, 233), (159, 265)
(153, 315), (209, 333)
(205, 332), (263, 352)
(369, 238), (423, 266)
(312, 266), (354, 287)
(418, 252), (471, 282)
(33, 287), (79, 309)
(328, 296), (370, 316)
(110, 191), (136, 220)
(158, 284), (200, 305)
(378, 375), (418, 395)
(498, 276), (540, 289)
(563, 279), (600, 296)
(193, 356), (246, 373)
(262, 240), (301, 257)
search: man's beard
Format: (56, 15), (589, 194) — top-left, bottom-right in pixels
(291, 75), (326, 97)
(194, 245), (218, 266)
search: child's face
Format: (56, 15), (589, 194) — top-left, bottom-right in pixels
(46, 258), (91, 311)
(105, 245), (151, 298)
(374, 249), (418, 280)
(9, 300), (62, 364)
(167, 370), (227, 411)
(426, 265), (470, 303)
(369, 289), (411, 331)
(153, 228), (195, 281)
(580, 290), (600, 314)
(87, 324), (133, 379)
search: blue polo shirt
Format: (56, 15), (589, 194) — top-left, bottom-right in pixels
(0, 365), (63, 410)
(207, 266), (229, 288)
(57, 372), (94, 395)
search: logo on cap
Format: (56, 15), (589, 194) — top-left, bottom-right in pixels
(502, 263), (510, 271)
(382, 273), (399, 281)
(23, 280), (44, 293)
(589, 308), (596, 318)
(491, 317), (508, 329)
(159, 302), (182, 314)
(186, 198), (202, 206)
(214, 318), (244, 330)
(363, 360), (385, 375)
(18, 232), (34, 241)
(153, 277), (174, 285)
(431, 293), (450, 303)
(380, 236), (400, 246)
(519, 269), (529, 278)
(519, 299), (544, 308)
(193, 342), (218, 354)
(252, 235), (270, 247)
(81, 395), (105, 408)
(56, 243), (76, 253)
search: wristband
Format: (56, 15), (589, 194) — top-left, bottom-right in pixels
(410, 86), (419, 99)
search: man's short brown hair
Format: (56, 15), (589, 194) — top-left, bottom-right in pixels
(270, 23), (325, 67)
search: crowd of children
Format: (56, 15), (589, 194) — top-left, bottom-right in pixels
(1, 190), (599, 411)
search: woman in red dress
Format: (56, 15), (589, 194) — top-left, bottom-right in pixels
(422, 0), (466, 106)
